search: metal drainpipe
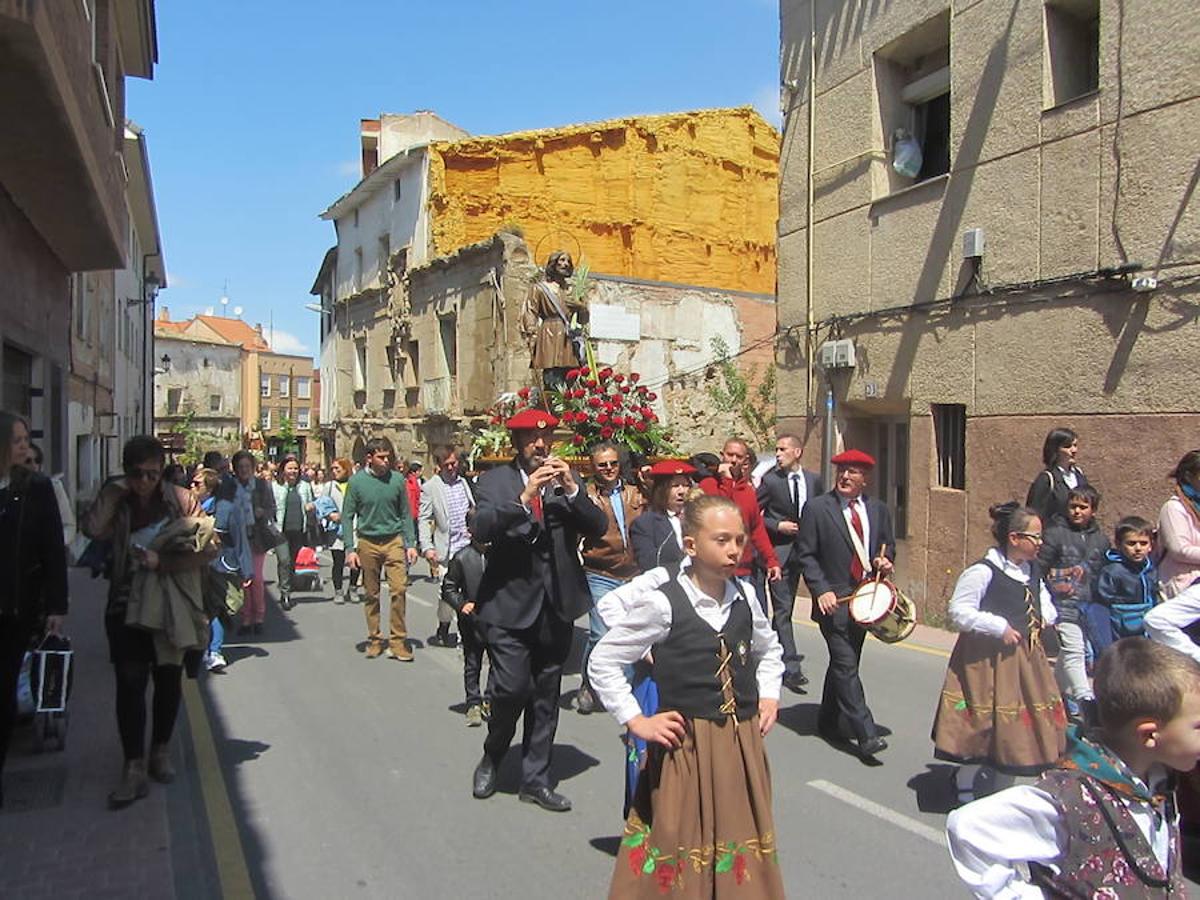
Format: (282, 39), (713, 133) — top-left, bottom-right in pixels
(806, 3), (818, 463)
(822, 381), (834, 491)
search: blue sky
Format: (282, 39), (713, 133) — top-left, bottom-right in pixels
(128, 0), (780, 359)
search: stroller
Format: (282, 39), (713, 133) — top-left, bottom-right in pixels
(290, 546), (324, 593)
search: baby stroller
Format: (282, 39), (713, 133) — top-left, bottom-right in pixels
(291, 546), (324, 593)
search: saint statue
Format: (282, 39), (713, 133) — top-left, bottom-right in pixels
(520, 251), (588, 391)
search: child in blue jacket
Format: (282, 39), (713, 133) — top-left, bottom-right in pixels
(1088, 516), (1159, 655)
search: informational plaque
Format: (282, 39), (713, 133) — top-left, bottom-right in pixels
(588, 304), (641, 342)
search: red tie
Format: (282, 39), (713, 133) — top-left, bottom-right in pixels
(849, 500), (865, 583)
(531, 491), (544, 523)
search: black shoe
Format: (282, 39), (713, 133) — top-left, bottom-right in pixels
(783, 673), (808, 694)
(575, 686), (598, 714)
(280, 594), (294, 611)
(858, 736), (888, 758)
(252, 623), (263, 636)
(472, 756), (497, 799)
(518, 785), (572, 812)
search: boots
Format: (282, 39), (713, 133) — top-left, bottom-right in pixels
(148, 744), (176, 784)
(108, 759), (149, 809)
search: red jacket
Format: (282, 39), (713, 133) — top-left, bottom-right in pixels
(405, 474), (422, 520)
(698, 475), (780, 576)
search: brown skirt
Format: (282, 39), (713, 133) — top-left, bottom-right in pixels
(609, 715), (784, 899)
(931, 632), (1067, 775)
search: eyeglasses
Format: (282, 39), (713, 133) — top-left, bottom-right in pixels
(127, 468), (162, 481)
(1014, 532), (1044, 543)
(593, 461), (620, 469)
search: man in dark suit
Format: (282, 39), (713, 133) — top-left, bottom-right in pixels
(796, 449), (895, 760)
(470, 409), (608, 812)
(757, 433), (824, 693)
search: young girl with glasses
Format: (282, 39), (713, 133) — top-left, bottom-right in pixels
(932, 501), (1067, 803)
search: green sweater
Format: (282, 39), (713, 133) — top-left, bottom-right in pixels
(342, 468), (416, 552)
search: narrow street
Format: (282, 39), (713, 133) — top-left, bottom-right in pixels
(196, 558), (968, 899)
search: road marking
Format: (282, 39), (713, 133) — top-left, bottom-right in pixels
(795, 619), (951, 658)
(806, 779), (946, 847)
(182, 679), (255, 898)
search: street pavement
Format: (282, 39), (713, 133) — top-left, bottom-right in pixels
(6, 559), (1199, 898)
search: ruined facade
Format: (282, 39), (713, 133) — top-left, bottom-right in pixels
(776, 0), (1200, 622)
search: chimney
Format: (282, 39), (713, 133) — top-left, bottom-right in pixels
(361, 117), (380, 178)
(158, 306), (169, 322)
(255, 323), (263, 335)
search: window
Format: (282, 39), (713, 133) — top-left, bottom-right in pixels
(393, 178), (403, 202)
(352, 208), (359, 228)
(2, 343), (33, 418)
(296, 408), (311, 430)
(405, 340), (420, 408)
(278, 375), (290, 398)
(296, 376), (311, 399)
(932, 404), (966, 490)
(873, 419), (910, 538)
(209, 394), (221, 413)
(353, 341), (367, 391)
(261, 373), (271, 397)
(874, 11), (951, 192)
(439, 314), (458, 378)
(1044, 0), (1099, 108)
(354, 247), (363, 291)
(166, 387), (182, 415)
(379, 234), (391, 282)
(260, 408), (271, 430)
(73, 275), (87, 340)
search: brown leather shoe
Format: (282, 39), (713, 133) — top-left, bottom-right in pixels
(387, 644), (414, 662)
(365, 642), (384, 659)
(148, 744), (176, 783)
(108, 759), (149, 809)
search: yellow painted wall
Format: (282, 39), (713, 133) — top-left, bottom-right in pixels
(427, 107), (779, 294)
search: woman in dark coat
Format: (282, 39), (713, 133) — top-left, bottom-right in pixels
(0, 411), (68, 805)
(629, 460), (697, 572)
(1026, 427), (1088, 524)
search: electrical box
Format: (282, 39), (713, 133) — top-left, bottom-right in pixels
(962, 228), (985, 259)
(819, 339), (857, 370)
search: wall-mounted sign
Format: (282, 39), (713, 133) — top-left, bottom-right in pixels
(588, 304), (641, 342)
(863, 380), (879, 399)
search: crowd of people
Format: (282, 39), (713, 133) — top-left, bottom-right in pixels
(5, 405), (1200, 897)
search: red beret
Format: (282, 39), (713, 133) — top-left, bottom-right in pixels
(506, 409), (559, 431)
(830, 449), (876, 468)
(647, 459), (697, 478)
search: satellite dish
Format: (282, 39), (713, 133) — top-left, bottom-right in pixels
(233, 306), (243, 317)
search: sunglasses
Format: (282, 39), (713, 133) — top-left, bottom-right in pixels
(1013, 531), (1044, 543)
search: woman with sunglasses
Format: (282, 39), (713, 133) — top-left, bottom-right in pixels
(0, 411), (68, 807)
(82, 435), (210, 808)
(932, 501), (1066, 804)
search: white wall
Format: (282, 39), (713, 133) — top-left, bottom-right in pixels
(153, 337), (243, 432)
(378, 112), (468, 162)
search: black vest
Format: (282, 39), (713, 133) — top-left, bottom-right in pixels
(652, 575), (758, 721)
(979, 558), (1043, 639)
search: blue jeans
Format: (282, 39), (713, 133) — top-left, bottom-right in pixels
(583, 572), (625, 688)
(209, 617), (224, 657)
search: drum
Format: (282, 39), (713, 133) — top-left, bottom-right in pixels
(848, 579), (917, 644)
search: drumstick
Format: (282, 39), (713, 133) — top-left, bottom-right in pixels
(874, 544), (889, 585)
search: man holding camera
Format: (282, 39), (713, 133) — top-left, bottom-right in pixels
(469, 410), (607, 812)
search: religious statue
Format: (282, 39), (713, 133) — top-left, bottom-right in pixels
(520, 251), (588, 391)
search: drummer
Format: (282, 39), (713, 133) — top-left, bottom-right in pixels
(795, 449), (895, 760)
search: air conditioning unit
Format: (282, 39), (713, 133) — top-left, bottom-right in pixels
(819, 339), (857, 370)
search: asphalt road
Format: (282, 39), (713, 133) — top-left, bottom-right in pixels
(194, 558), (976, 899)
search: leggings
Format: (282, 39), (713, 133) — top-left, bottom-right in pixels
(114, 659), (182, 761)
(242, 551), (267, 625)
(330, 549), (361, 592)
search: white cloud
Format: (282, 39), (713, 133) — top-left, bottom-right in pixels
(267, 328), (313, 357)
(335, 159), (361, 178)
(753, 84), (783, 127)
(165, 270), (189, 289)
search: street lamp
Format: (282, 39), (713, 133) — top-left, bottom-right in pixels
(154, 353), (171, 376)
(304, 303), (333, 314)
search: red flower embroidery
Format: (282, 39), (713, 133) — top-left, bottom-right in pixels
(566, 368), (581, 381)
(580, 366), (591, 376)
(734, 853), (748, 885)
(629, 846), (646, 874)
(518, 387), (530, 399)
(572, 434), (585, 446)
(635, 422), (648, 432)
(614, 373), (625, 383)
(600, 426), (614, 439)
(587, 397), (603, 408)
(620, 385), (632, 394)
(597, 413), (610, 424)
(655, 862), (675, 893)
(646, 392), (658, 401)
(630, 373), (640, 383)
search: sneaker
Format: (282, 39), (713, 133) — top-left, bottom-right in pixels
(465, 704), (484, 727)
(206, 653), (227, 672)
(386, 645), (414, 662)
(280, 593), (295, 611)
(365, 642), (384, 659)
(332, 590), (345, 605)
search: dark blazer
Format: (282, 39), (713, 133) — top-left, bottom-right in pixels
(796, 490), (896, 612)
(629, 509), (685, 572)
(441, 543), (487, 613)
(0, 471), (68, 619)
(473, 458), (608, 630)
(757, 466), (824, 567)
(1026, 466), (1088, 525)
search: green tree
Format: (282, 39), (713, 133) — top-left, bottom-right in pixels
(706, 335), (777, 451)
(277, 415), (298, 453)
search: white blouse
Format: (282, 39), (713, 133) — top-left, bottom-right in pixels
(948, 547), (1056, 639)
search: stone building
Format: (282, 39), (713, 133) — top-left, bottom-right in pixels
(1, 1), (161, 504)
(316, 107), (781, 463)
(776, 0), (1200, 621)
(152, 330), (243, 453)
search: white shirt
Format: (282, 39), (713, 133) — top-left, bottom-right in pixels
(750, 458), (775, 489)
(667, 510), (683, 549)
(596, 561), (691, 630)
(946, 771), (1174, 899)
(1144, 582), (1200, 663)
(588, 568), (784, 725)
(1057, 466), (1080, 490)
(948, 548), (1057, 639)
(839, 493), (870, 561)
(787, 469), (809, 515)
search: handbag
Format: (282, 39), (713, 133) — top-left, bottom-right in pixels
(253, 518), (286, 550)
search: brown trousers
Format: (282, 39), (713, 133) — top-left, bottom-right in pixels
(357, 535), (409, 650)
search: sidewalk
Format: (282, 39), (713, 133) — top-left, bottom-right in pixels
(0, 569), (216, 899)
